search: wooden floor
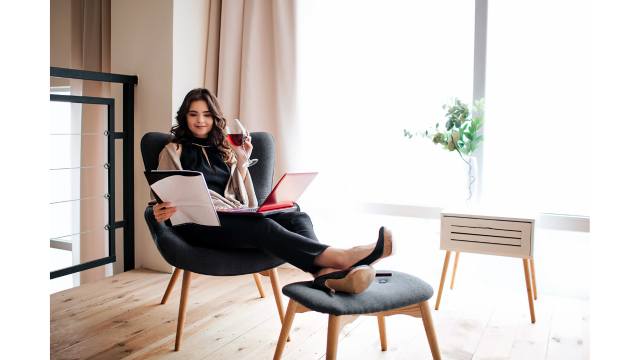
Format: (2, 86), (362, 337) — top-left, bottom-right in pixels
(50, 266), (589, 360)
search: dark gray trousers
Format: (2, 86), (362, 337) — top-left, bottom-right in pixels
(174, 211), (329, 273)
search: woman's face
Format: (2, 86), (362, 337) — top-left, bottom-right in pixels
(186, 100), (214, 138)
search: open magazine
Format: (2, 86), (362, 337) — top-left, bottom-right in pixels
(145, 170), (220, 227)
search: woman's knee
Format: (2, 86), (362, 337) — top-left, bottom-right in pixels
(290, 211), (313, 226)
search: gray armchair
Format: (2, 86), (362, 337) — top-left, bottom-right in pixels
(141, 131), (289, 350)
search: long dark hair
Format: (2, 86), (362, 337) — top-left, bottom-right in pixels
(170, 88), (235, 164)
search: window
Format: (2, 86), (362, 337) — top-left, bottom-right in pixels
(483, 0), (589, 216)
(296, 0), (476, 210)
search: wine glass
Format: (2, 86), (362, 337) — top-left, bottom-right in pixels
(226, 119), (258, 167)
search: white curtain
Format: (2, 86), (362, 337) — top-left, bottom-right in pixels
(204, 0), (299, 182)
(70, 0), (111, 284)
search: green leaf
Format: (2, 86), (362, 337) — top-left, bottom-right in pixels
(472, 105), (478, 114)
(461, 147), (469, 155)
(447, 141), (455, 151)
(453, 131), (461, 142)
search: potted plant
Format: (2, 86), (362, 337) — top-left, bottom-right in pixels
(404, 97), (485, 204)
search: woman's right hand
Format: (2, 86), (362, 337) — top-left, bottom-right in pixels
(153, 202), (177, 222)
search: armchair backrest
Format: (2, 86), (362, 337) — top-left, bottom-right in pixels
(140, 132), (276, 204)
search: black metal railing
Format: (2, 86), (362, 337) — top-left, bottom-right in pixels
(50, 67), (137, 279)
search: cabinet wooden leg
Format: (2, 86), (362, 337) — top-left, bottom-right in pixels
(522, 259), (536, 323)
(327, 315), (340, 360)
(253, 273), (266, 298)
(435, 251), (451, 310)
(267, 268), (291, 341)
(175, 270), (192, 351)
(161, 268), (182, 305)
(273, 300), (298, 360)
(377, 316), (387, 351)
(529, 259), (537, 300)
(419, 301), (442, 360)
(450, 252), (460, 290)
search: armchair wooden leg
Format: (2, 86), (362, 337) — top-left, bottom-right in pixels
(523, 259), (536, 323)
(450, 252), (460, 290)
(161, 268), (182, 305)
(435, 251), (451, 310)
(377, 316), (388, 351)
(529, 259), (537, 300)
(253, 273), (266, 298)
(327, 315), (340, 360)
(267, 268), (291, 341)
(175, 270), (192, 351)
(419, 301), (442, 360)
(273, 300), (298, 360)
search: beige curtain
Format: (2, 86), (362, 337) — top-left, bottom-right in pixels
(205, 0), (299, 181)
(71, 0), (111, 284)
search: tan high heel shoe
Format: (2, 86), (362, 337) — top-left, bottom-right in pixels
(351, 227), (396, 267)
(312, 265), (376, 294)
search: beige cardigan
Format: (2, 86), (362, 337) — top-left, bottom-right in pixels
(151, 142), (258, 210)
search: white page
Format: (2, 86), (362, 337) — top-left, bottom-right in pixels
(150, 173), (220, 227)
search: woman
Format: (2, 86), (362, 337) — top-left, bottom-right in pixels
(152, 88), (394, 294)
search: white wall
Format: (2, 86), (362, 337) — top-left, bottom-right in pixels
(111, 0), (211, 274)
(111, 0), (175, 273)
(172, 0), (211, 119)
(50, 0), (71, 87)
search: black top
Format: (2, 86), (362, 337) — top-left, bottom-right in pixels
(180, 136), (231, 195)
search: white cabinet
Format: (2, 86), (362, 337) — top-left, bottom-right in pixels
(440, 208), (536, 259)
(436, 207), (539, 323)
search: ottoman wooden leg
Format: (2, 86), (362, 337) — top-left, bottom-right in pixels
(450, 252), (460, 290)
(523, 259), (536, 323)
(419, 301), (441, 360)
(377, 316), (388, 351)
(273, 300), (298, 360)
(327, 315), (341, 360)
(435, 251), (451, 310)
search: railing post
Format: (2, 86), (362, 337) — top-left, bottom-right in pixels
(123, 83), (135, 272)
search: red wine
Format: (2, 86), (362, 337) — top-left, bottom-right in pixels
(227, 133), (245, 146)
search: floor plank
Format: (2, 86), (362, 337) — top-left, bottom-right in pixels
(507, 294), (555, 360)
(336, 315), (422, 360)
(438, 287), (500, 360)
(50, 269), (167, 314)
(546, 297), (584, 360)
(582, 301), (590, 360)
(51, 274), (240, 358)
(471, 290), (521, 360)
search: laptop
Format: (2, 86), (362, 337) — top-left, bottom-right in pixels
(217, 172), (318, 217)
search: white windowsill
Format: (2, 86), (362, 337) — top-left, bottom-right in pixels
(352, 202), (590, 233)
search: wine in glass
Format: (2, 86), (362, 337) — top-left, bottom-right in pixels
(226, 119), (258, 167)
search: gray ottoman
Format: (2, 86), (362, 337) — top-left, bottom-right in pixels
(273, 270), (442, 360)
